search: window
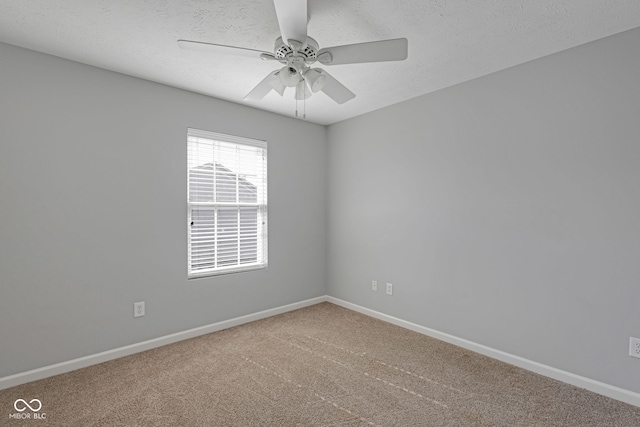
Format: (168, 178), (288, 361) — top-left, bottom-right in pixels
(187, 128), (267, 278)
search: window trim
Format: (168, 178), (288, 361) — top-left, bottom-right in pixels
(187, 128), (268, 279)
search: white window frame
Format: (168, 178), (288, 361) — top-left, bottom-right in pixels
(187, 128), (268, 278)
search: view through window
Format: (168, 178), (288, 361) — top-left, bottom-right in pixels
(187, 129), (267, 278)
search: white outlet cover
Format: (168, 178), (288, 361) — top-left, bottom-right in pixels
(386, 283), (393, 295)
(134, 301), (145, 318)
(372, 280), (378, 291)
(630, 337), (640, 359)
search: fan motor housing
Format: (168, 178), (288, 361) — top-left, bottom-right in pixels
(274, 37), (319, 62)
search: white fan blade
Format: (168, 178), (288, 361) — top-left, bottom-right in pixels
(244, 71), (280, 101)
(317, 38), (408, 65)
(178, 40), (269, 59)
(319, 70), (355, 104)
(273, 0), (307, 46)
(270, 71), (286, 95)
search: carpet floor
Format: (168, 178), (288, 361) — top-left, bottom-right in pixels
(1, 302), (639, 426)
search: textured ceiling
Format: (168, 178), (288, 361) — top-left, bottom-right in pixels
(1, 0), (640, 125)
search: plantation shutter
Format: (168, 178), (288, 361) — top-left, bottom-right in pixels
(187, 128), (267, 278)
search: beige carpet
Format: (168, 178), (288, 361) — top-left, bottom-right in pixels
(1, 302), (639, 426)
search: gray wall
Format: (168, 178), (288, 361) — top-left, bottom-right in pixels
(0, 42), (327, 377)
(326, 27), (640, 393)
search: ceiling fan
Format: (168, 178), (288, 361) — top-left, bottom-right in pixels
(178, 0), (408, 105)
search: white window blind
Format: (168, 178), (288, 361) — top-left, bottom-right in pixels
(187, 128), (267, 278)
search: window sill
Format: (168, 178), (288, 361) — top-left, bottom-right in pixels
(188, 263), (267, 279)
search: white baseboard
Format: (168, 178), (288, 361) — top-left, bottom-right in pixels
(326, 296), (640, 408)
(3, 294), (639, 409)
(0, 296), (327, 391)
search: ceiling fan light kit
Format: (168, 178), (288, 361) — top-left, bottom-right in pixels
(295, 80), (312, 100)
(178, 0), (408, 113)
(303, 68), (326, 93)
(279, 65), (302, 87)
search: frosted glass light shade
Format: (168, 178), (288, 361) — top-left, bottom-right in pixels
(304, 68), (326, 92)
(295, 80), (311, 100)
(279, 66), (301, 87)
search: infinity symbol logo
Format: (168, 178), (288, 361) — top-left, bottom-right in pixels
(14, 399), (42, 412)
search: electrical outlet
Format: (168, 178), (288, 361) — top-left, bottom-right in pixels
(134, 301), (145, 318)
(372, 280), (378, 291)
(630, 337), (640, 359)
(386, 283), (393, 295)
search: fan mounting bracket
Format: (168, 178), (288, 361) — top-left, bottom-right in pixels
(274, 37), (318, 64)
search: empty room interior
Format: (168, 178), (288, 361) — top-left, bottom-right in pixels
(1, 1), (640, 425)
